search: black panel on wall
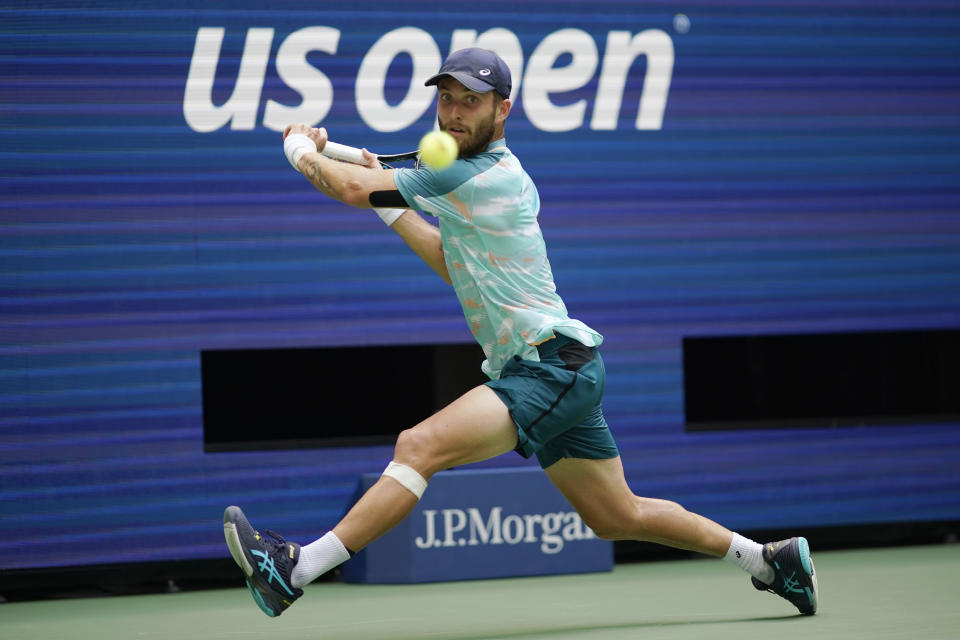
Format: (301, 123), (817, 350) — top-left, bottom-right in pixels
(683, 329), (960, 430)
(202, 344), (486, 451)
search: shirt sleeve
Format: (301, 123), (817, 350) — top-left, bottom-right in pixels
(394, 162), (477, 218)
(393, 167), (437, 215)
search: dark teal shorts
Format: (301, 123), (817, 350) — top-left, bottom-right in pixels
(486, 335), (619, 469)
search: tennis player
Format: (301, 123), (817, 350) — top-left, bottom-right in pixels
(224, 48), (818, 618)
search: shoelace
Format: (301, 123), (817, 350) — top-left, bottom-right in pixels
(259, 529), (289, 554)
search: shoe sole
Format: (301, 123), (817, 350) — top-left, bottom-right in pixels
(223, 507), (254, 578)
(808, 556), (819, 614)
(797, 537), (819, 615)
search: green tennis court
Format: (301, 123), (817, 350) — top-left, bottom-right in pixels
(3, 545), (957, 640)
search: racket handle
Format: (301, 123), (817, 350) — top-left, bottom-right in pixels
(322, 141), (366, 164)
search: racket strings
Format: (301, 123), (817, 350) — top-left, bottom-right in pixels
(379, 159), (420, 170)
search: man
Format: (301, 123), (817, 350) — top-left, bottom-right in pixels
(223, 48), (818, 619)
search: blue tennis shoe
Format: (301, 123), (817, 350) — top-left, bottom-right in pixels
(223, 506), (303, 617)
(751, 536), (818, 615)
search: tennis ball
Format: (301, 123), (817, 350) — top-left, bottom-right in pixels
(418, 130), (458, 169)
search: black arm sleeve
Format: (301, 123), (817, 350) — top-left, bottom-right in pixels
(369, 190), (410, 208)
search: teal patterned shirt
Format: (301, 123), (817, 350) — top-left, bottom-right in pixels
(394, 138), (602, 380)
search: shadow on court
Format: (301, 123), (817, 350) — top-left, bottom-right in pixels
(443, 614), (800, 640)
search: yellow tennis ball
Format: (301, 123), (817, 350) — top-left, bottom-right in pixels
(418, 130), (458, 169)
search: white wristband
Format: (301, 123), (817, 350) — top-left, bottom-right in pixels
(375, 208), (405, 226)
(283, 133), (317, 172)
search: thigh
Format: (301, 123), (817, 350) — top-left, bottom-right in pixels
(543, 456), (636, 527)
(402, 384), (520, 474)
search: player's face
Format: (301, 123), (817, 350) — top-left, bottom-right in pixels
(436, 78), (508, 157)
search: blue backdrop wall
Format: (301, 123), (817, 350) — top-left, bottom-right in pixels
(2, 0), (959, 570)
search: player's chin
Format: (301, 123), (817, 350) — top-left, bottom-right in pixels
(451, 131), (481, 155)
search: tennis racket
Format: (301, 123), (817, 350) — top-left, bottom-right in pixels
(321, 141), (420, 169)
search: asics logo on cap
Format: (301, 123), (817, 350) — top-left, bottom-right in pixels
(423, 48), (512, 98)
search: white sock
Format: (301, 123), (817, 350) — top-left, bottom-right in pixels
(290, 531), (351, 589)
(724, 533), (775, 584)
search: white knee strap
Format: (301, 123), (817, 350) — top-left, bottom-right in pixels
(382, 461), (428, 499)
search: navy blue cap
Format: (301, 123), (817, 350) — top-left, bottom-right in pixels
(424, 48), (511, 99)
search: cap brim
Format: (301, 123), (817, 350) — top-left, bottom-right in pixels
(424, 71), (496, 94)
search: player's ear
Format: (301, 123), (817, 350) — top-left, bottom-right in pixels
(497, 98), (511, 124)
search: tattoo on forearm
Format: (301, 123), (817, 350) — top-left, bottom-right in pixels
(307, 160), (340, 199)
